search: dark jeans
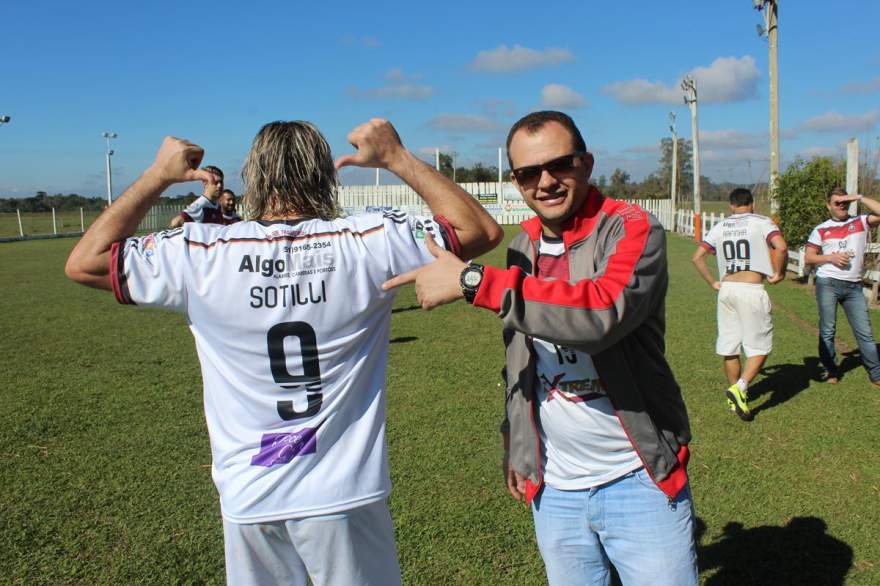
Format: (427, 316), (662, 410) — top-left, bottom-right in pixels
(815, 276), (880, 382)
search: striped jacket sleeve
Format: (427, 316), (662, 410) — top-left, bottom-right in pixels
(473, 210), (667, 355)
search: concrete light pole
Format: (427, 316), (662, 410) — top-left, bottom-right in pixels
(755, 0), (780, 214)
(682, 77), (702, 240)
(669, 112), (679, 232)
(102, 132), (117, 206)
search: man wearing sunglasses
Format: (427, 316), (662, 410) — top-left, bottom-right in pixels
(805, 187), (880, 386)
(384, 111), (697, 585)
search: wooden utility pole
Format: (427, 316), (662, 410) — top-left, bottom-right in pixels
(682, 77), (702, 239)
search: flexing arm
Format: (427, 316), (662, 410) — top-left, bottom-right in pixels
(65, 137), (219, 290)
(335, 119), (502, 259)
(691, 245), (721, 290)
(169, 214), (186, 228)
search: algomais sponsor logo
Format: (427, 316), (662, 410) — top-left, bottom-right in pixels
(238, 252), (335, 278)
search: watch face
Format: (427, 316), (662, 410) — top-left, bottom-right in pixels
(463, 269), (482, 288)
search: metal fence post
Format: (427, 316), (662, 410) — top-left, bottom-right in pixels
(17, 209), (24, 237)
(52, 208), (57, 234)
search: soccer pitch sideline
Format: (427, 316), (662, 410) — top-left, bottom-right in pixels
(1, 227), (878, 585)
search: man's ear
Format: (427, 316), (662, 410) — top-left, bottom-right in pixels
(583, 152), (595, 179)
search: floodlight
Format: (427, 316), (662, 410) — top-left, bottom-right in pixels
(0, 115), (10, 124)
(757, 23), (766, 37)
(753, 0), (765, 10)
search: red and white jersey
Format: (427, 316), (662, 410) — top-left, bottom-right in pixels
(701, 213), (781, 278)
(532, 236), (642, 490)
(110, 211), (459, 523)
(180, 195), (224, 224)
(806, 215), (870, 281)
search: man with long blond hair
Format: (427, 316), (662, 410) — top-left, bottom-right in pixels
(65, 118), (501, 585)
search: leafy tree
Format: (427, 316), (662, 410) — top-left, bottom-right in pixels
(607, 168), (632, 198)
(776, 157), (845, 247)
(659, 138), (693, 197)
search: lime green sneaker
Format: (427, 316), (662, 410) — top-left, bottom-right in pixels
(725, 384), (753, 421)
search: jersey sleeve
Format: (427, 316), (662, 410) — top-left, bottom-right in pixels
(382, 210), (461, 276)
(109, 227), (189, 311)
(761, 217), (782, 246)
(806, 225), (823, 251)
(180, 199), (206, 223)
(861, 214), (871, 231)
(700, 223), (719, 254)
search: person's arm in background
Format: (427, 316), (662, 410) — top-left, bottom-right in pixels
(65, 137), (219, 290)
(335, 119), (503, 260)
(169, 214), (186, 228)
(691, 245), (721, 290)
(767, 233), (788, 284)
(851, 194), (880, 227)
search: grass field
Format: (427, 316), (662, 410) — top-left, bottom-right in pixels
(1, 227), (879, 584)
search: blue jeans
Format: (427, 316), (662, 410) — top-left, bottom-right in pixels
(531, 468), (698, 586)
(815, 277), (880, 382)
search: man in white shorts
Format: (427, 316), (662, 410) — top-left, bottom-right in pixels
(65, 118), (502, 584)
(692, 188), (788, 421)
(805, 187), (880, 386)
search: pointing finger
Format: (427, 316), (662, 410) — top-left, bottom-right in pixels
(382, 268), (419, 291)
(334, 154), (361, 169)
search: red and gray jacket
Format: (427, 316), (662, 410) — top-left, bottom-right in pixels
(473, 188), (692, 503)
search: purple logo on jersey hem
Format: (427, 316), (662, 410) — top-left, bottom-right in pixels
(250, 427), (317, 467)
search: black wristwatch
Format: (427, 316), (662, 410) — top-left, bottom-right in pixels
(460, 262), (484, 304)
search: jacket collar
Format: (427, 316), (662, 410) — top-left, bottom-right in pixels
(520, 185), (607, 247)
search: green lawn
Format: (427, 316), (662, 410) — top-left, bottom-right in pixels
(1, 228), (878, 584)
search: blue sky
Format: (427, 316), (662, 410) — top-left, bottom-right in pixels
(1, 0), (878, 198)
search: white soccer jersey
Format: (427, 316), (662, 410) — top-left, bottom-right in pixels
(701, 213), (781, 278)
(110, 210), (459, 523)
(180, 195), (224, 224)
(806, 215), (870, 282)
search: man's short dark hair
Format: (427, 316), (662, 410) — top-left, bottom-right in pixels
(827, 186), (847, 202)
(506, 111), (587, 167)
(202, 165), (224, 179)
(221, 189), (235, 197)
(729, 188), (753, 207)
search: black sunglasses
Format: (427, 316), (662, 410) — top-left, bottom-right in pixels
(512, 152), (586, 185)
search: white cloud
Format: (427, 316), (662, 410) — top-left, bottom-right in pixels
(622, 143), (659, 154)
(840, 77), (880, 94)
(798, 109), (879, 134)
(797, 146), (842, 159)
(700, 130), (766, 149)
(541, 84), (587, 109)
(602, 56), (761, 105)
(348, 69), (433, 101)
(429, 114), (502, 133)
(416, 145), (451, 157)
(340, 35), (380, 49)
(471, 45), (573, 73)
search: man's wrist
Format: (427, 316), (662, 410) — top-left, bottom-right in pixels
(142, 167), (176, 191)
(385, 148), (417, 178)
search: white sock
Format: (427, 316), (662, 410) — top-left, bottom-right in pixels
(736, 378), (748, 392)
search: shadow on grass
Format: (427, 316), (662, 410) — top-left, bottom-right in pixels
(392, 305), (422, 314)
(390, 336), (418, 344)
(695, 516), (853, 585)
(748, 351), (863, 417)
